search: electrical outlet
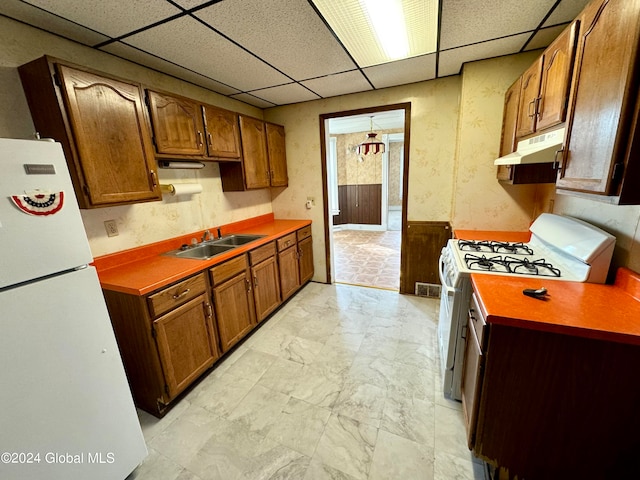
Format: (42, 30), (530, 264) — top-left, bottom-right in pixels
(104, 219), (119, 237)
(306, 196), (315, 206)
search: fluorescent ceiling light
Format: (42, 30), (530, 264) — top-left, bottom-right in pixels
(312, 0), (438, 67)
(361, 0), (409, 60)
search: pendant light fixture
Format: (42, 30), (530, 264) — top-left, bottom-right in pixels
(357, 116), (385, 156)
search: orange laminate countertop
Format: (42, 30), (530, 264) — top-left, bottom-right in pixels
(95, 218), (311, 296)
(454, 229), (531, 242)
(471, 272), (640, 346)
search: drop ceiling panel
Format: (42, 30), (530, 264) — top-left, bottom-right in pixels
(440, 0), (556, 50)
(0, 0), (110, 46)
(301, 71), (373, 98)
(194, 0), (357, 80)
(229, 93), (276, 109)
(124, 16), (290, 92)
(525, 25), (568, 51)
(439, 33), (531, 77)
(248, 83), (321, 106)
(22, 0), (181, 38)
(363, 54), (436, 89)
(100, 42), (241, 95)
(544, 0), (590, 26)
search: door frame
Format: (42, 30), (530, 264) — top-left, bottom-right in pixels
(319, 102), (411, 288)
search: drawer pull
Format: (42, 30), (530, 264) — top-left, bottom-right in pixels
(172, 288), (190, 300)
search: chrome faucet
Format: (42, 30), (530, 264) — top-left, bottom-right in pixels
(201, 230), (212, 242)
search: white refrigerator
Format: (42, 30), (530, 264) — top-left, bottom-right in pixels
(0, 138), (147, 479)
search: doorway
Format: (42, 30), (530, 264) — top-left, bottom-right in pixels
(319, 103), (411, 291)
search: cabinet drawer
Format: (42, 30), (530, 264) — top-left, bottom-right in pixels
(210, 254), (248, 286)
(469, 292), (486, 348)
(147, 273), (207, 318)
(249, 242), (275, 265)
(277, 233), (297, 252)
(297, 225), (311, 241)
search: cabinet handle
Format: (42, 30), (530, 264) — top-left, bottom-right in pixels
(469, 308), (477, 322)
(207, 132), (213, 147)
(172, 288), (190, 299)
(535, 96), (542, 117)
(271, 170), (275, 180)
(245, 278), (252, 293)
(150, 170), (158, 187)
(298, 248), (303, 257)
(197, 131), (204, 147)
(206, 302), (213, 318)
(553, 148), (564, 171)
(527, 99), (536, 118)
(254, 275), (259, 287)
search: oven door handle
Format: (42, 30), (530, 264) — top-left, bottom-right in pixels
(438, 254), (456, 294)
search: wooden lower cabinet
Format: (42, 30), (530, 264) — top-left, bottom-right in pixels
(210, 255), (256, 353)
(102, 273), (218, 416)
(278, 245), (300, 301)
(467, 290), (640, 478)
(249, 243), (281, 322)
(102, 225), (314, 417)
(297, 227), (314, 284)
(153, 294), (218, 399)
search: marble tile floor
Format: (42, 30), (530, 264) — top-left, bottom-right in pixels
(333, 230), (401, 291)
(128, 282), (485, 480)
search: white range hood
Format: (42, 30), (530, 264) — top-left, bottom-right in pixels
(494, 127), (565, 165)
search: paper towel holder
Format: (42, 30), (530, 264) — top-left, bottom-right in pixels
(160, 184), (203, 195)
(158, 160), (205, 169)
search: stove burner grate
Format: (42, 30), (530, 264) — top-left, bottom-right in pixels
(504, 256), (561, 277)
(458, 240), (534, 255)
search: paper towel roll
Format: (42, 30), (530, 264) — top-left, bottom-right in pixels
(161, 183), (203, 196)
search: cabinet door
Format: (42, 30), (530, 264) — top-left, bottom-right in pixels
(278, 246), (300, 301)
(56, 65), (161, 206)
(515, 58), (543, 138)
(147, 90), (205, 156)
(202, 105), (241, 159)
(558, 0), (640, 196)
(153, 294), (218, 400)
(461, 299), (484, 450)
(497, 78), (522, 182)
(251, 256), (281, 322)
(265, 123), (288, 186)
(239, 116), (270, 189)
(298, 236), (314, 284)
(537, 22), (578, 131)
(213, 272), (256, 352)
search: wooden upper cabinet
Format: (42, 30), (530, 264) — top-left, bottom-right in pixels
(536, 21), (578, 131)
(147, 90), (205, 156)
(557, 0), (640, 203)
(515, 22), (577, 139)
(220, 117), (289, 191)
(515, 58), (543, 138)
(497, 77), (557, 185)
(265, 122), (288, 187)
(499, 78), (521, 158)
(240, 115), (270, 189)
(202, 105), (241, 159)
(18, 57), (161, 208)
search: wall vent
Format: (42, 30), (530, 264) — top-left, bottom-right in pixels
(415, 282), (441, 298)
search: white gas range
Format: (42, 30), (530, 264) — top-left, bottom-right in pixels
(438, 213), (616, 401)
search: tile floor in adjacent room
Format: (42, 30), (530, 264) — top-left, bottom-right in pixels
(128, 282), (484, 480)
(333, 230), (401, 290)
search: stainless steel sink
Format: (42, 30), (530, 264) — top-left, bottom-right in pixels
(165, 243), (236, 260)
(164, 233), (265, 260)
(213, 234), (265, 246)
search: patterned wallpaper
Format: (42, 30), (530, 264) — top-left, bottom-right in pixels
(388, 141), (402, 207)
(333, 128), (402, 186)
(451, 51), (554, 231)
